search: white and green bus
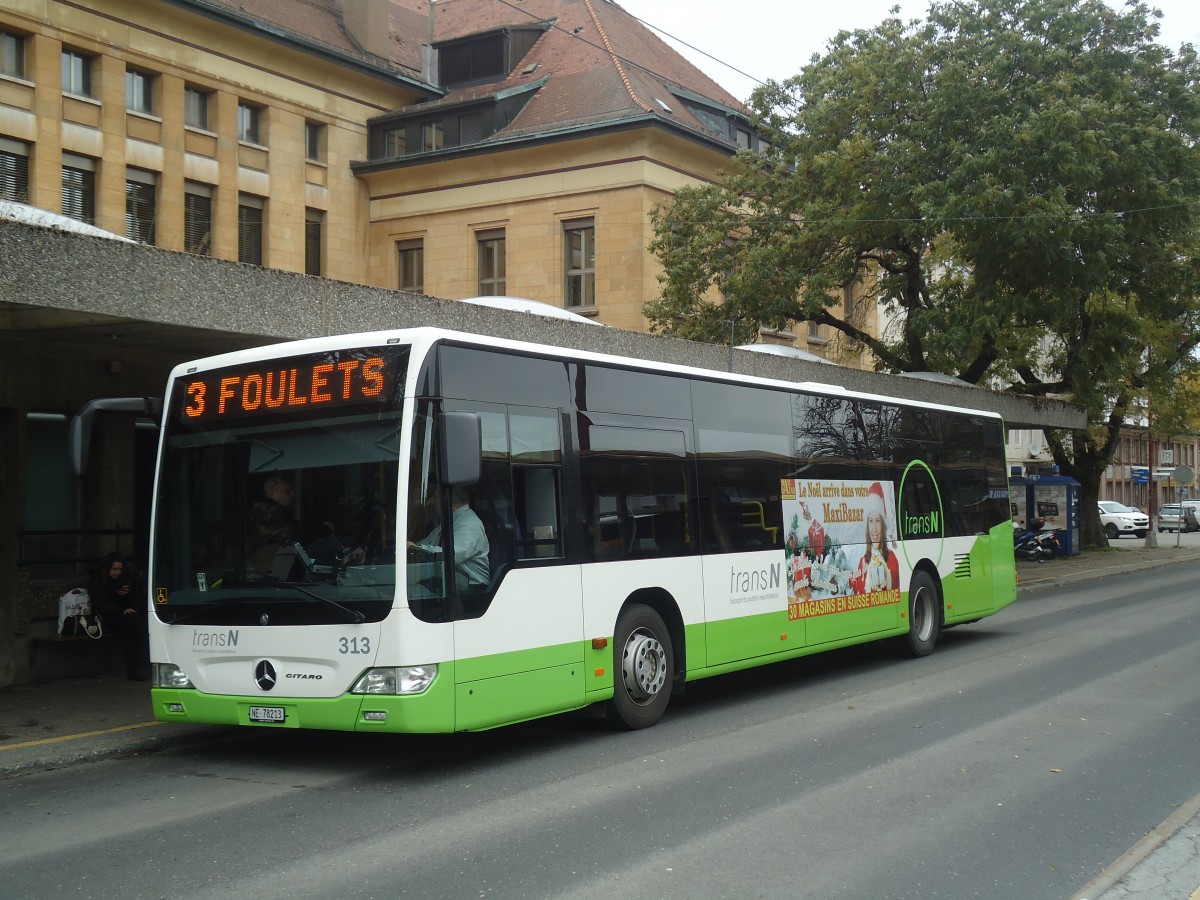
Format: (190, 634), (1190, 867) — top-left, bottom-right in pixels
(141, 327), (1016, 732)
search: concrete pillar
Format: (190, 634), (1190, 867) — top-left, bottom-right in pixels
(0, 407), (23, 688)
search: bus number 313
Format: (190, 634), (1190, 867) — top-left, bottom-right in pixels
(339, 637), (371, 655)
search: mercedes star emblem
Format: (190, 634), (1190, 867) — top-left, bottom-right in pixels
(255, 660), (277, 692)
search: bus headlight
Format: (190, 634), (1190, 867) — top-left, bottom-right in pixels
(153, 663), (194, 689)
(351, 665), (437, 695)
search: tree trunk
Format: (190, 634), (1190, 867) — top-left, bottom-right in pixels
(1053, 432), (1112, 550)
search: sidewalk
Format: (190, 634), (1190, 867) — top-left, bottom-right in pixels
(3, 544), (1200, 898)
(1014, 540), (1200, 593)
(0, 671), (229, 777)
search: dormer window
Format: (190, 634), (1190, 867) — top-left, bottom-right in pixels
(668, 85), (761, 151)
(687, 103), (729, 137)
(436, 26), (546, 89)
(366, 79), (544, 162)
(440, 34), (505, 86)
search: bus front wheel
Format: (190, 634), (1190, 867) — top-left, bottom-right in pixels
(608, 604), (674, 730)
(901, 571), (941, 658)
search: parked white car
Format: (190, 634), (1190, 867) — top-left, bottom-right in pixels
(1158, 503), (1199, 533)
(1098, 501), (1149, 539)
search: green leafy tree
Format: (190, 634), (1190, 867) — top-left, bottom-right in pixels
(648, 0), (1200, 547)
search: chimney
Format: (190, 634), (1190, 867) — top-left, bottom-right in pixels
(423, 0), (438, 84)
(343, 0), (391, 59)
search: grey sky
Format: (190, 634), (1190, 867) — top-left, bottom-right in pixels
(617, 0), (1200, 101)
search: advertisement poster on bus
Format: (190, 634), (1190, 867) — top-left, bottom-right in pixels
(781, 478), (902, 621)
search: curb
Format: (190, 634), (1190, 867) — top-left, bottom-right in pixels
(1017, 550), (1200, 595)
(1071, 792), (1200, 900)
(0, 723), (232, 779)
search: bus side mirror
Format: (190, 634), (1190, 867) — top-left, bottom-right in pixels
(439, 411), (481, 486)
(69, 396), (163, 476)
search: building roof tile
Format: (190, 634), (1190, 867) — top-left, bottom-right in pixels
(196, 0), (749, 148)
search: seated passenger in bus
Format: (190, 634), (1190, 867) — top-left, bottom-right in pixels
(248, 474), (364, 576)
(408, 486), (490, 591)
(248, 475), (318, 574)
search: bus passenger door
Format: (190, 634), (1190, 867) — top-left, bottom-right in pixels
(447, 404), (586, 730)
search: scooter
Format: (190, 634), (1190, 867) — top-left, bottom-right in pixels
(1033, 528), (1062, 559)
(1013, 518), (1051, 562)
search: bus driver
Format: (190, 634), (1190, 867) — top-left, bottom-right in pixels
(408, 486), (490, 590)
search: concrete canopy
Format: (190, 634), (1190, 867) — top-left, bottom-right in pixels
(0, 219), (1085, 430)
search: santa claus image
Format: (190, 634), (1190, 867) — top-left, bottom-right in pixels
(851, 482), (899, 593)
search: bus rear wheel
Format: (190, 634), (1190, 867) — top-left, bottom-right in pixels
(608, 604), (674, 730)
(901, 571), (940, 658)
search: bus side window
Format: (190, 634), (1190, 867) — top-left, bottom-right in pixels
(591, 492), (625, 560)
(579, 418), (695, 562)
(507, 407), (564, 562)
(515, 466), (562, 559)
(701, 472), (785, 554)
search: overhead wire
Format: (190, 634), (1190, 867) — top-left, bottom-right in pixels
(488, 0), (767, 99)
(478, 0), (1194, 227)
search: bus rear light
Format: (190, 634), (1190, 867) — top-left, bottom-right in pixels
(153, 663), (194, 689)
(351, 665), (437, 695)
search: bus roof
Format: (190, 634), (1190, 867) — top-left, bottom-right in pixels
(168, 326), (1005, 422)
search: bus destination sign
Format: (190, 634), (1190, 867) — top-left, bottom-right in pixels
(179, 350), (396, 423)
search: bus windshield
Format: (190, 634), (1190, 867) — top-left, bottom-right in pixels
(151, 346), (408, 625)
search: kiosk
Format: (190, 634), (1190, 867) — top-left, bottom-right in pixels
(1009, 472), (1082, 556)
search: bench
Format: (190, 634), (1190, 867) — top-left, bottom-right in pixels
(25, 620), (107, 665)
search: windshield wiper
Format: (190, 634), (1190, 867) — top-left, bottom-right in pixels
(167, 587), (365, 625)
(275, 582), (365, 624)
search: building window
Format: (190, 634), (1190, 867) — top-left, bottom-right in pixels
(305, 209), (323, 276)
(305, 122), (324, 162)
(460, 109), (487, 144)
(238, 194), (264, 265)
(184, 87), (209, 130)
(397, 239), (424, 293)
(61, 49), (93, 97)
(384, 127), (406, 158)
(842, 283), (862, 324)
(1, 29), (26, 79)
(477, 230), (506, 295)
(0, 138), (30, 203)
(422, 121), (443, 152)
(184, 183), (212, 255)
(125, 169), (156, 243)
(126, 68), (154, 114)
(237, 103), (262, 144)
(564, 220), (595, 309)
(735, 126), (752, 150)
(61, 155), (96, 225)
